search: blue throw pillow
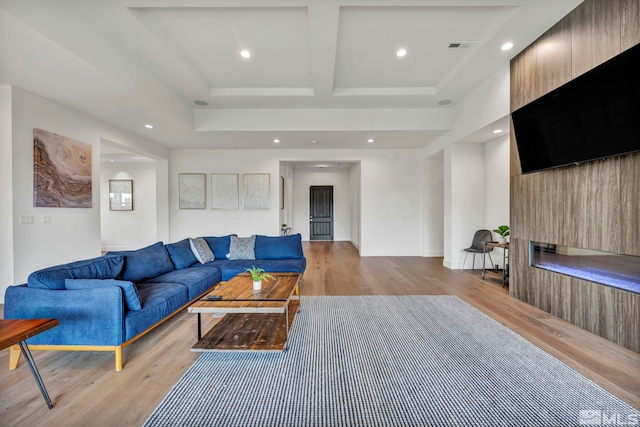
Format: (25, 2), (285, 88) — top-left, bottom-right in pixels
(65, 278), (142, 311)
(202, 235), (236, 259)
(166, 239), (198, 269)
(27, 255), (125, 290)
(107, 242), (174, 283)
(254, 234), (304, 260)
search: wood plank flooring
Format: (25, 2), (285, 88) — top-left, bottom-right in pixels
(1, 241), (638, 426)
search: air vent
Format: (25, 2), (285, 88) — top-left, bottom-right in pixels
(447, 41), (477, 49)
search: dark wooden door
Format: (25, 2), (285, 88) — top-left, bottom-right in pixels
(309, 186), (333, 240)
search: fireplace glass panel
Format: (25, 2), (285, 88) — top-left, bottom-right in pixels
(530, 242), (640, 294)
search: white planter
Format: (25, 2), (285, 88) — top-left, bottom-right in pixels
(497, 236), (507, 244)
(253, 280), (262, 291)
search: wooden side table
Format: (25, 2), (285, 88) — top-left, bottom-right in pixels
(482, 242), (509, 287)
(1, 318), (59, 409)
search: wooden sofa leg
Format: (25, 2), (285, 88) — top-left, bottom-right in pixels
(115, 346), (123, 371)
(9, 345), (21, 370)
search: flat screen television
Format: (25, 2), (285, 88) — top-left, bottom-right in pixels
(511, 42), (640, 174)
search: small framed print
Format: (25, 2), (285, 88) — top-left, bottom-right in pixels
(179, 173), (206, 209)
(109, 180), (133, 211)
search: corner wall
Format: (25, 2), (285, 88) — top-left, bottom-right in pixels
(0, 86), (14, 296)
(1, 87), (169, 303)
(510, 0), (640, 352)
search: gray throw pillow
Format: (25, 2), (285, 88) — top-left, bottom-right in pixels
(189, 237), (215, 264)
(229, 235), (256, 260)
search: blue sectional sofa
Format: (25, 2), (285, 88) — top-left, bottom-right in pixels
(4, 234), (305, 371)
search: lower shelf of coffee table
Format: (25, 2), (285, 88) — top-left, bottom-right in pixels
(192, 299), (300, 352)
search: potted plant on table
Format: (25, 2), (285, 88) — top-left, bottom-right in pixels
(493, 225), (510, 244)
(245, 266), (274, 291)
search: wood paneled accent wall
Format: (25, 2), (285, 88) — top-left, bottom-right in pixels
(510, 0), (640, 353)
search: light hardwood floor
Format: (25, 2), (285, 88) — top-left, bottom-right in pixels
(1, 241), (638, 426)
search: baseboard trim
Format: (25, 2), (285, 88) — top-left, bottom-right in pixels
(422, 252), (444, 257)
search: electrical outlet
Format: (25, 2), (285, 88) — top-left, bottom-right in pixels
(42, 215), (52, 224)
(19, 216), (34, 224)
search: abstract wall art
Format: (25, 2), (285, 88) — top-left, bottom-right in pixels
(243, 173), (270, 209)
(179, 173), (206, 209)
(33, 128), (92, 208)
(211, 174), (238, 210)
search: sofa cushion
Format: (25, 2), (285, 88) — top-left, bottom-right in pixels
(65, 278), (142, 311)
(254, 234), (304, 260)
(108, 242), (174, 283)
(27, 255), (125, 290)
(125, 282), (189, 341)
(229, 235), (256, 260)
(202, 235), (236, 260)
(190, 237), (215, 264)
(166, 239), (198, 270)
(147, 267), (221, 299)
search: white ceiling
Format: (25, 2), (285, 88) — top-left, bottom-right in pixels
(0, 0), (583, 151)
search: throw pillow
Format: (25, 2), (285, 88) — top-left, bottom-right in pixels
(106, 242), (174, 283)
(27, 255), (125, 290)
(166, 238), (198, 269)
(190, 237), (215, 264)
(65, 279), (142, 311)
(229, 235), (256, 260)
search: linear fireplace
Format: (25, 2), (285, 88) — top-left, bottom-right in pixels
(530, 242), (640, 295)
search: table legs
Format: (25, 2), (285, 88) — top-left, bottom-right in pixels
(18, 342), (53, 409)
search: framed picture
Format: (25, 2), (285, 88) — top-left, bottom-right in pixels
(243, 173), (270, 209)
(179, 173), (206, 209)
(280, 176), (284, 210)
(109, 180), (133, 211)
(211, 174), (239, 210)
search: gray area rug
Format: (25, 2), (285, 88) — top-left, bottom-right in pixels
(145, 295), (638, 426)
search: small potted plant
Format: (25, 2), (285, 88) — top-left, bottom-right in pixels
(493, 225), (510, 244)
(245, 266), (273, 291)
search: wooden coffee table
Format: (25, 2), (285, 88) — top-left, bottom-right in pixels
(188, 272), (301, 352)
(1, 318), (59, 409)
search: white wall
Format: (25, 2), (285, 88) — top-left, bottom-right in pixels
(422, 158), (444, 257)
(1, 87), (169, 302)
(422, 65), (510, 159)
(100, 162), (158, 251)
(350, 162), (361, 249)
(169, 149), (421, 256)
(483, 135), (510, 268)
(446, 143), (486, 270)
(291, 168), (352, 241)
(279, 162), (294, 228)
(425, 65), (511, 270)
(0, 86), (14, 296)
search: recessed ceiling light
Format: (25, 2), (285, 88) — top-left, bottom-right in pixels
(501, 42), (514, 51)
(396, 48), (407, 57)
(194, 100), (208, 106)
(240, 49), (251, 58)
(493, 129), (503, 134)
(367, 138), (374, 143)
(311, 140), (318, 144)
(144, 124), (153, 129)
(273, 139), (280, 143)
(437, 99), (452, 106)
